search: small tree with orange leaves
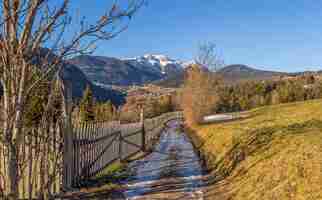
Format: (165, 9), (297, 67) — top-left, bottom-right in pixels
(182, 64), (221, 125)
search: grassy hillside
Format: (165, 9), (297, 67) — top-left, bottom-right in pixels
(190, 100), (322, 200)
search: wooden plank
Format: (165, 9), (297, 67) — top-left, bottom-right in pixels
(118, 131), (123, 162)
(93, 123), (98, 176)
(86, 122), (91, 179)
(99, 123), (103, 175)
(101, 122), (105, 176)
(74, 123), (81, 187)
(88, 124), (96, 177)
(88, 124), (93, 178)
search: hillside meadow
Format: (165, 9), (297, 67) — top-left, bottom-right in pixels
(189, 99), (322, 200)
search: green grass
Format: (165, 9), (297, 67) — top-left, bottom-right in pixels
(61, 162), (128, 199)
(190, 100), (322, 200)
(69, 161), (126, 194)
(83, 161), (128, 188)
(94, 162), (126, 179)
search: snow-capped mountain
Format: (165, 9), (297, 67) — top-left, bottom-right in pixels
(68, 54), (185, 86)
(124, 54), (184, 75)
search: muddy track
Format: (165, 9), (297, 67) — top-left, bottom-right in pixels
(117, 120), (208, 200)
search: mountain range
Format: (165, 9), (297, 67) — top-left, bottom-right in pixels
(66, 54), (294, 89)
(67, 54), (294, 89)
(68, 54), (184, 87)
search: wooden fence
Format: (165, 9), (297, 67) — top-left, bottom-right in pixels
(0, 121), (63, 199)
(64, 111), (183, 189)
(0, 112), (182, 198)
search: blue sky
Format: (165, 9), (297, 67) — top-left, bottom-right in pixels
(74, 0), (322, 72)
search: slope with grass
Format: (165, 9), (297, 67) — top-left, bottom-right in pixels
(189, 100), (322, 200)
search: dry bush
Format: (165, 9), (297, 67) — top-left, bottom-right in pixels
(119, 108), (140, 123)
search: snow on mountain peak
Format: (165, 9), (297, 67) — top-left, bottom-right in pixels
(141, 54), (176, 67)
(122, 54), (184, 75)
(143, 54), (168, 60)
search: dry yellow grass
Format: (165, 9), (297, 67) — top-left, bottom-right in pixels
(190, 100), (322, 200)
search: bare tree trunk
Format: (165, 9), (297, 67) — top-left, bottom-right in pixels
(3, 81), (19, 199)
(7, 144), (18, 199)
(3, 77), (25, 198)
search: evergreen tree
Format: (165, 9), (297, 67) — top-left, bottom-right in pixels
(100, 101), (114, 121)
(79, 85), (95, 122)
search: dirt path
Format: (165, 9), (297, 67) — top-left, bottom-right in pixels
(119, 120), (207, 200)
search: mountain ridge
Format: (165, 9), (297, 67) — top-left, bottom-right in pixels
(68, 54), (184, 86)
(217, 64), (285, 82)
(60, 63), (125, 105)
(154, 64), (287, 87)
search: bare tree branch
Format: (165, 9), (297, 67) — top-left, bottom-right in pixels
(0, 0), (146, 198)
(195, 41), (225, 72)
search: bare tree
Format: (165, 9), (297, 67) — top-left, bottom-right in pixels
(182, 64), (221, 125)
(195, 41), (225, 72)
(0, 0), (145, 199)
(181, 42), (224, 124)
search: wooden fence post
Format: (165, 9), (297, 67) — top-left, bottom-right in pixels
(140, 107), (146, 152)
(60, 78), (74, 191)
(118, 132), (123, 162)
